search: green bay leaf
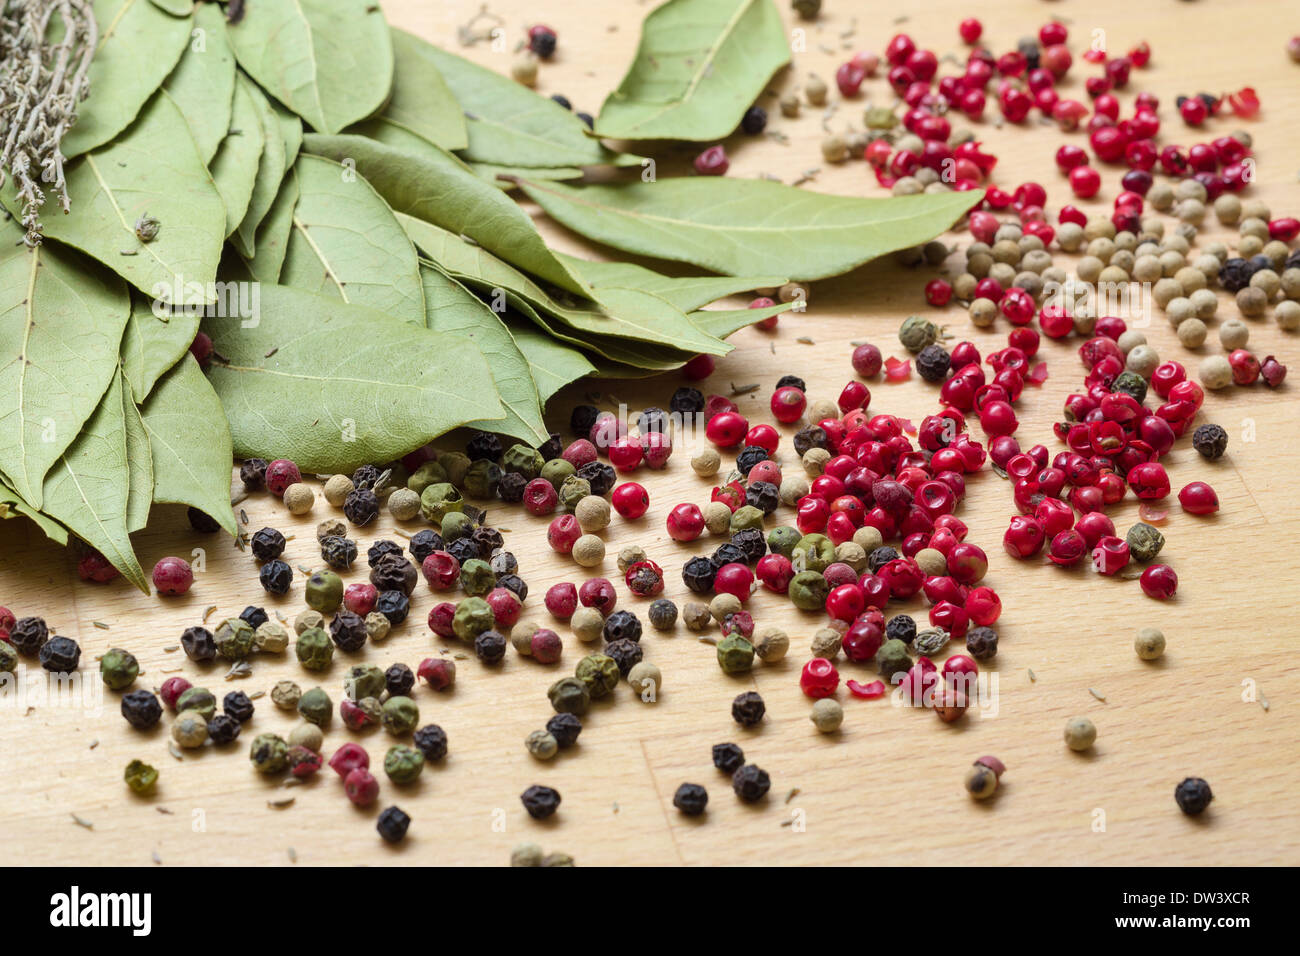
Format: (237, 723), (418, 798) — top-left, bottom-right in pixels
(39, 373), (148, 592)
(142, 355), (237, 533)
(420, 265), (547, 445)
(121, 370), (154, 533)
(0, 233), (130, 509)
(162, 2), (236, 164)
(24, 91), (226, 305)
(202, 284), (504, 472)
(595, 0), (790, 142)
(275, 102), (304, 171)
(517, 177), (984, 281)
(500, 319), (596, 404)
(560, 257), (786, 312)
(210, 79), (266, 236)
(240, 169), (299, 283)
(691, 301), (791, 339)
(302, 133), (592, 298)
(281, 155), (424, 324)
(380, 29), (468, 151)
(233, 77), (289, 257)
(225, 0), (393, 134)
(0, 479), (69, 545)
(120, 292), (200, 401)
(62, 0), (194, 156)
(148, 0), (193, 14)
(469, 162), (583, 189)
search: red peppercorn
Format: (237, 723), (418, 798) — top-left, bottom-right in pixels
(77, 550), (121, 583)
(965, 586), (1001, 626)
(427, 554), (464, 592)
(486, 588), (522, 629)
(578, 577), (616, 615)
(824, 583), (864, 622)
(714, 563), (754, 601)
(527, 23), (557, 58)
(1260, 356), (1287, 389)
(329, 742), (369, 778)
(1052, 97), (1087, 128)
(609, 481), (649, 520)
(1055, 144), (1089, 171)
(562, 439), (598, 469)
(1068, 165), (1102, 198)
(1091, 536), (1131, 575)
(1048, 529), (1087, 566)
(925, 279), (953, 307)
(547, 514), (582, 554)
(851, 343), (883, 377)
(522, 477), (559, 515)
(837, 381), (870, 413)
(344, 768), (379, 807)
(800, 658), (840, 699)
(745, 423), (780, 454)
(999, 86), (1033, 122)
(1179, 96), (1208, 126)
(418, 657), (455, 690)
(769, 385), (806, 424)
(1268, 218), (1300, 242)
(1178, 481), (1219, 515)
(683, 353), (715, 380)
(152, 556), (193, 596)
(1140, 564), (1178, 600)
(265, 458), (301, 497)
(666, 503), (705, 542)
(755, 554), (793, 593)
(158, 676), (191, 710)
(959, 18), (982, 44)
(607, 436), (643, 472)
(1090, 125), (1129, 163)
(344, 582), (378, 616)
(693, 145), (729, 176)
(705, 410), (748, 448)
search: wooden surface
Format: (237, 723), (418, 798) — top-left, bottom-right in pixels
(3, 0), (1299, 866)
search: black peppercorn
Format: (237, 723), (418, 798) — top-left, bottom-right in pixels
(648, 599), (678, 630)
(793, 425), (830, 457)
(181, 625), (217, 662)
(446, 536), (480, 566)
(475, 630), (507, 664)
(187, 507), (221, 533)
(965, 626), (998, 660)
(1174, 777), (1213, 815)
(498, 471), (527, 503)
(546, 712), (582, 748)
(916, 343), (952, 383)
(731, 691), (766, 727)
(330, 611), (368, 651)
(736, 444), (770, 475)
(732, 764), (771, 802)
(576, 462), (615, 497)
(472, 526), (504, 558)
(538, 432), (564, 461)
(730, 528), (767, 563)
(673, 782), (709, 815)
(370, 554), (418, 595)
(223, 690), (255, 723)
(385, 662), (415, 697)
(495, 573), (528, 601)
(377, 805), (411, 843)
(740, 105), (767, 134)
(320, 535), (358, 570)
(121, 689), (162, 729)
(366, 539), (403, 567)
(466, 431), (503, 462)
(669, 387), (705, 416)
(38, 636), (80, 673)
(351, 464), (382, 490)
(9, 616), (48, 655)
(682, 556), (717, 593)
(1218, 257), (1251, 292)
(710, 543), (747, 569)
(570, 404), (600, 436)
(602, 610), (643, 643)
(239, 605), (269, 630)
(240, 458), (267, 490)
(521, 784), (561, 819)
(1247, 254), (1272, 276)
(604, 638), (643, 676)
(712, 742), (745, 774)
(408, 529), (443, 564)
(259, 559), (293, 595)
(775, 374), (806, 392)
(885, 614), (916, 645)
(1287, 248), (1300, 272)
(868, 546), (901, 574)
(343, 488), (379, 526)
(250, 527), (286, 561)
(1192, 423), (1228, 461)
(745, 480), (779, 515)
(206, 713), (241, 745)
(637, 407), (669, 434)
(413, 723), (448, 761)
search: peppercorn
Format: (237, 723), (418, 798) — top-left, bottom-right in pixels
(1064, 716), (1097, 751)
(171, 711), (209, 749)
(648, 599), (677, 630)
(463, 460), (502, 498)
(965, 626), (998, 660)
(298, 687), (332, 726)
(341, 697), (381, 730)
(0, 640), (15, 674)
(207, 713), (241, 745)
(916, 343), (952, 383)
(465, 430), (503, 462)
(810, 698), (844, 733)
(95, 647), (137, 690)
(526, 729), (559, 760)
(682, 602), (712, 631)
(735, 445), (769, 477)
(732, 764), (771, 802)
(1192, 423), (1228, 460)
(445, 537), (480, 566)
(288, 725), (322, 755)
(965, 762), (999, 800)
(250, 527), (286, 562)
(302, 570), (342, 614)
(729, 505), (765, 534)
(546, 712), (582, 748)
(384, 744), (425, 784)
(121, 689), (162, 729)
(240, 458), (267, 489)
(413, 723), (448, 761)
(575, 653), (620, 698)
(521, 784), (561, 819)
(603, 638), (642, 677)
(241, 604), (269, 628)
(1126, 523), (1165, 563)
(603, 610), (643, 644)
(766, 526), (800, 559)
(792, 426), (829, 458)
(296, 625), (333, 670)
(883, 614), (916, 646)
(868, 546), (901, 575)
(731, 690), (765, 726)
(810, 627), (842, 659)
(175, 686), (215, 721)
(875, 638), (911, 682)
(213, 618), (255, 661)
(576, 462), (615, 497)
(669, 388), (704, 417)
(9, 616), (48, 655)
(570, 606), (604, 643)
(671, 782), (709, 816)
(340, 487), (378, 525)
(548, 676), (590, 715)
(123, 759), (158, 795)
(1112, 370), (1147, 405)
(475, 629), (508, 664)
(899, 315), (939, 352)
(794, 534), (835, 572)
(381, 695), (419, 735)
(681, 556), (717, 594)
(788, 571), (830, 611)
(316, 535), (355, 571)
(407, 530), (442, 565)
(247, 732), (287, 773)
(376, 590), (410, 625)
(1174, 777), (1213, 815)
(377, 806), (411, 844)
(753, 625), (789, 662)
(338, 665), (382, 702)
(471, 526), (504, 558)
(716, 634), (755, 674)
(223, 690), (254, 723)
(1135, 627), (1166, 660)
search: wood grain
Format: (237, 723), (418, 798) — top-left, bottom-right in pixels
(2, 0), (1298, 866)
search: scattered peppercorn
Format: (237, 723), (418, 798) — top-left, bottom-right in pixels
(546, 712), (583, 748)
(731, 691), (766, 727)
(121, 690), (162, 729)
(259, 559), (293, 594)
(413, 723), (448, 761)
(521, 784), (561, 819)
(250, 527), (286, 561)
(1192, 423), (1228, 460)
(673, 782), (709, 815)
(1174, 777), (1213, 815)
(206, 713), (241, 745)
(223, 690), (255, 723)
(39, 636), (80, 673)
(377, 805), (411, 843)
(732, 764), (771, 802)
(1064, 716), (1097, 751)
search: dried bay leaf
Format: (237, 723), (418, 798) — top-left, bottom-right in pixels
(202, 284), (504, 472)
(691, 301), (791, 339)
(419, 42), (639, 169)
(121, 370), (154, 533)
(274, 103), (304, 173)
(0, 480), (69, 546)
(62, 0), (194, 157)
(240, 169), (299, 284)
(162, 2), (236, 164)
(16, 91), (226, 306)
(500, 320), (596, 404)
(595, 0), (790, 142)
(225, 0), (393, 135)
(516, 177), (983, 282)
(209, 80), (266, 237)
(469, 163), (584, 189)
(39, 374), (148, 592)
(281, 155), (424, 325)
(420, 264), (548, 445)
(233, 77), (290, 258)
(559, 257), (786, 312)
(0, 231), (130, 509)
(302, 134), (593, 298)
(142, 356), (237, 534)
(376, 29), (468, 151)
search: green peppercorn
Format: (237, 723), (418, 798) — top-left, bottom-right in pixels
(271, 680), (301, 710)
(381, 695), (419, 735)
(526, 730), (559, 760)
(459, 558), (496, 596)
(511, 843), (544, 867)
(792, 533), (835, 572)
(574, 654), (620, 699)
(214, 617), (255, 661)
(876, 638), (911, 681)
(716, 634), (755, 674)
(502, 444), (544, 479)
(420, 482), (464, 524)
(766, 526), (801, 558)
(899, 314), (939, 352)
(452, 597), (495, 642)
(297, 687), (332, 726)
(304, 569), (344, 614)
(175, 687), (216, 721)
(383, 744), (425, 783)
(171, 710), (209, 748)
(250, 732), (289, 773)
(462, 459), (502, 499)
(0, 641), (17, 674)
(124, 759), (158, 795)
(407, 460), (448, 496)
(540, 458), (575, 490)
(559, 475), (591, 513)
(729, 505), (765, 534)
(295, 625), (334, 671)
(440, 510), (473, 542)
(99, 648), (139, 690)
(788, 571), (830, 611)
(548, 676), (591, 715)
(1126, 523), (1165, 563)
(344, 664), (386, 701)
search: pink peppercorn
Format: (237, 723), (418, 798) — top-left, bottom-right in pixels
(78, 550), (121, 583)
(344, 583), (378, 616)
(756, 554), (793, 593)
(611, 482), (649, 520)
(607, 436), (643, 472)
(152, 556), (193, 596)
(578, 577), (617, 615)
(344, 768), (379, 807)
(1048, 529), (1087, 566)
(1068, 165), (1101, 198)
(1178, 481), (1219, 515)
(530, 629), (563, 664)
(666, 503), (705, 542)
(1127, 462), (1170, 500)
(959, 18), (982, 44)
(925, 279), (953, 307)
(1091, 536), (1131, 575)
(562, 439), (598, 469)
(265, 459), (301, 497)
(800, 658), (840, 699)
(693, 145), (728, 176)
(422, 552), (460, 590)
(965, 586), (1001, 626)
(1140, 564), (1178, 600)
(547, 514), (582, 554)
(713, 563), (754, 601)
(852, 343), (883, 377)
(0, 606), (14, 641)
(485, 588), (522, 629)
(847, 679), (886, 699)
(836, 61), (867, 97)
(746, 423), (780, 454)
(640, 431), (672, 469)
(159, 676), (191, 710)
(329, 742), (369, 778)
(825, 583), (865, 622)
(1179, 97), (1208, 126)
(704, 410), (748, 448)
(427, 602), (456, 638)
(522, 478), (559, 515)
(1229, 349), (1261, 386)
(1260, 356), (1287, 389)
(1268, 218), (1300, 242)
(418, 657), (456, 690)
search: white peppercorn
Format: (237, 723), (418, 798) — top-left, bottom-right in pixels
(1250, 269), (1280, 300)
(1056, 222), (1085, 251)
(691, 448), (720, 477)
(1238, 235), (1264, 258)
(704, 500), (733, 535)
(1147, 183), (1174, 211)
(969, 297), (998, 327)
(1177, 319), (1208, 348)
(1237, 286), (1268, 318)
(1189, 288), (1219, 320)
(388, 488), (420, 521)
(1126, 345), (1159, 377)
(810, 698), (843, 733)
(323, 474), (354, 506)
(575, 495), (611, 533)
(1213, 194), (1242, 224)
(1219, 319), (1250, 350)
(1064, 716), (1097, 751)
(1277, 300), (1300, 331)
(571, 534), (605, 568)
(1199, 355), (1234, 389)
(1116, 330), (1147, 354)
